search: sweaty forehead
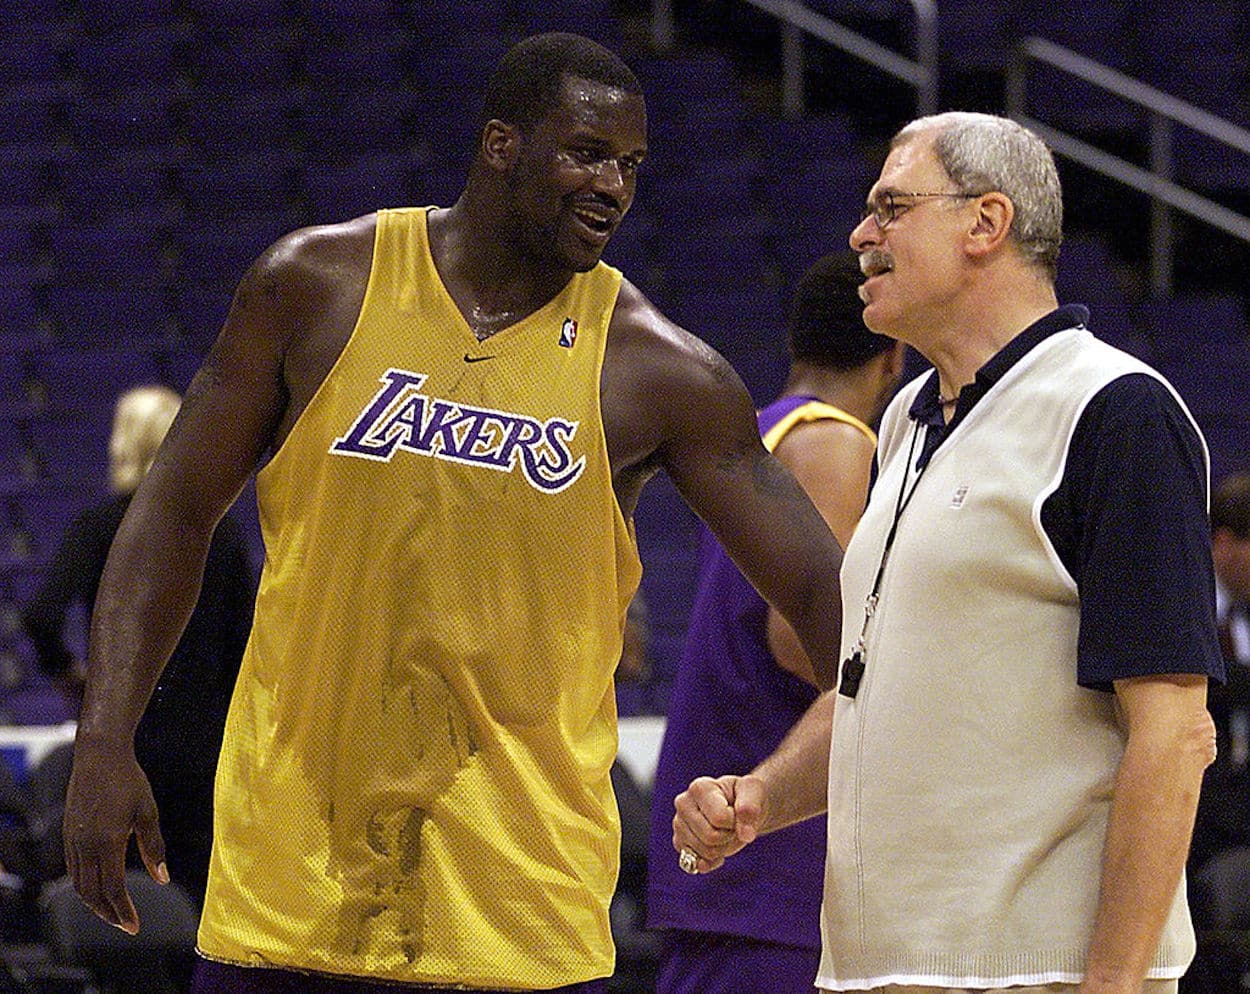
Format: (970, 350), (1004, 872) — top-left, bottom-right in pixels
(553, 75), (646, 129)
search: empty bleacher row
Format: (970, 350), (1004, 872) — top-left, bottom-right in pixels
(4, 1), (1250, 722)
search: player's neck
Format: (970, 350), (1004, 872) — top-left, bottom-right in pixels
(430, 201), (572, 338)
(782, 365), (874, 426)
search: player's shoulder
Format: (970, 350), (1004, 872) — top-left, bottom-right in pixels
(236, 213), (377, 308)
(607, 277), (737, 386)
(261, 213), (377, 277)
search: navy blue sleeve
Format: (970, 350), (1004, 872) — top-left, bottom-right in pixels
(1040, 373), (1223, 690)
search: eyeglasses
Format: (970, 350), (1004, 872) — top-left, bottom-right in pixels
(861, 190), (981, 229)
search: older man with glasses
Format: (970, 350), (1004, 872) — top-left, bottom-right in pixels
(673, 111), (1223, 994)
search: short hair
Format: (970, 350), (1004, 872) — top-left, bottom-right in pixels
(1212, 472), (1250, 538)
(893, 112), (1063, 280)
(788, 251), (896, 370)
(479, 32), (642, 133)
(109, 385), (180, 494)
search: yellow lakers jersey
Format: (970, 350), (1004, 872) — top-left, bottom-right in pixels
(198, 207), (643, 988)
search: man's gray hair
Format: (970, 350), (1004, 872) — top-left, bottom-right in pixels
(894, 112), (1063, 279)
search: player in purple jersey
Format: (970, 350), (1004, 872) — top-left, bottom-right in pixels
(647, 252), (902, 994)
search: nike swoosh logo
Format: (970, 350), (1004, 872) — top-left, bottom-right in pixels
(464, 354), (495, 363)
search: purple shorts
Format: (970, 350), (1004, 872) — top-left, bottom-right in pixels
(189, 958), (609, 994)
(656, 930), (819, 994)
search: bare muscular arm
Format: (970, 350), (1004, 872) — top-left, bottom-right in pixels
(603, 280), (844, 690)
(65, 218), (372, 933)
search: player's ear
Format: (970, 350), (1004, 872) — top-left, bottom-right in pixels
(482, 120), (520, 172)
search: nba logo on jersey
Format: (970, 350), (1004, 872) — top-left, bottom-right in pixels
(559, 318), (578, 349)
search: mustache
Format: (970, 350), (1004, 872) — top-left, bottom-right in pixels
(859, 249), (892, 276)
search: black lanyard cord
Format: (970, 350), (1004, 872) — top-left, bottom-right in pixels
(839, 421), (928, 698)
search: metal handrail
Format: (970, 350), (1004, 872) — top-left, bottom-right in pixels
(742, 0), (938, 118)
(1007, 36), (1250, 296)
(650, 0), (937, 116)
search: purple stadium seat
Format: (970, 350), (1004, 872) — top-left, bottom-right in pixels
(76, 0), (178, 33)
(410, 31), (507, 92)
(0, 671), (77, 726)
(632, 52), (739, 117)
(26, 414), (111, 490)
(1173, 131), (1250, 196)
(176, 153), (300, 217)
(408, 0), (507, 36)
(1014, 4), (1145, 136)
(0, 31), (61, 88)
(48, 223), (170, 284)
(299, 89), (424, 164)
(761, 155), (878, 274)
(0, 421), (36, 482)
(30, 349), (163, 420)
(1155, 341), (1250, 429)
(644, 158), (760, 223)
(649, 216), (773, 299)
(181, 90), (304, 160)
(55, 156), (180, 226)
(0, 274), (51, 349)
(300, 152), (417, 224)
(643, 97), (751, 172)
(930, 0), (1015, 73)
(299, 32), (415, 97)
(0, 144), (56, 209)
(9, 487), (96, 562)
(1055, 233), (1134, 306)
(513, 0), (622, 45)
(664, 285), (787, 354)
(185, 23), (298, 92)
(748, 110), (866, 166)
(0, 207), (53, 267)
(0, 85), (69, 146)
(64, 87), (181, 153)
(763, 152), (877, 214)
(600, 216), (656, 287)
(184, 0), (290, 30)
(1153, 292), (1249, 358)
(43, 285), (176, 345)
(293, 0), (401, 30)
(0, 2), (67, 32)
(403, 98), (482, 169)
(170, 212), (298, 286)
(1133, 2), (1250, 120)
(67, 25), (188, 93)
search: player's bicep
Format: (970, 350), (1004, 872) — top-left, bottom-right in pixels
(142, 253), (293, 527)
(659, 352), (839, 615)
(660, 351), (808, 537)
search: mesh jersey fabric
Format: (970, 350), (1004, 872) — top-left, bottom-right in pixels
(197, 207), (643, 988)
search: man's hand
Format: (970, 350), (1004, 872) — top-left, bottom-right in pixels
(63, 738), (168, 934)
(671, 773), (767, 874)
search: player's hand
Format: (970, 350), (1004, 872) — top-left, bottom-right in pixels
(63, 737), (168, 934)
(671, 773), (767, 873)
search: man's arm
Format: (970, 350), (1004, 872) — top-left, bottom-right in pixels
(1080, 673), (1215, 994)
(604, 283), (845, 688)
(766, 420), (874, 685)
(671, 689), (835, 873)
(63, 229), (324, 934)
